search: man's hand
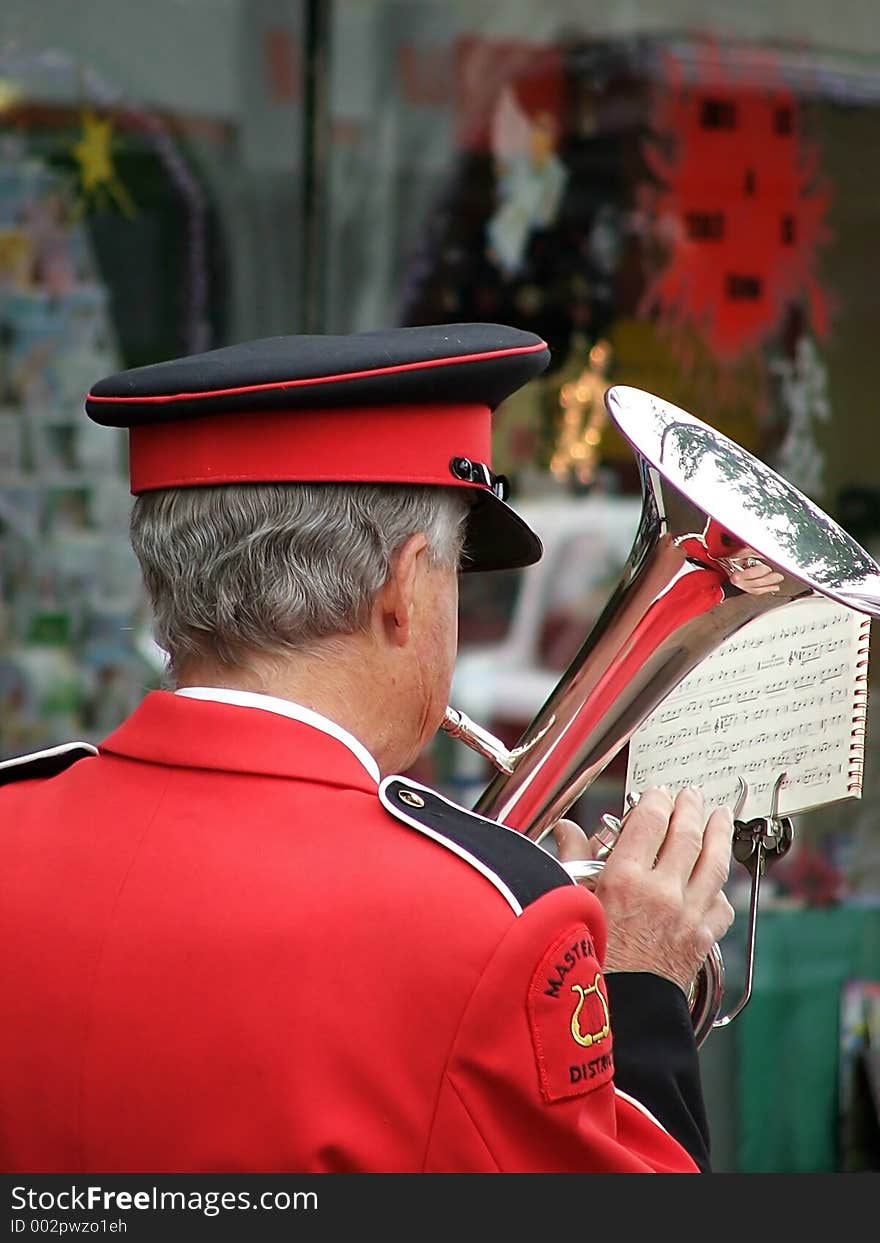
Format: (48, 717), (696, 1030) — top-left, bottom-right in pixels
(551, 787), (735, 997)
(724, 548), (784, 595)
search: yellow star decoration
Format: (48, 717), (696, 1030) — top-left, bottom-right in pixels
(71, 110), (135, 216)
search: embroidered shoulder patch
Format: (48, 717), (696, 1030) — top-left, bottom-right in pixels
(527, 923), (614, 1103)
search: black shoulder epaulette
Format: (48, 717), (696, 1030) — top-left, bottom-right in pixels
(0, 741), (98, 787)
(379, 775), (573, 915)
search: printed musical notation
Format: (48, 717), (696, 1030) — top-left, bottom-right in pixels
(626, 596), (871, 820)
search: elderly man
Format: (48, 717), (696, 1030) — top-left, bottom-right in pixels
(0, 323), (733, 1173)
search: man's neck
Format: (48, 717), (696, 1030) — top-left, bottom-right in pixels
(175, 639), (416, 775)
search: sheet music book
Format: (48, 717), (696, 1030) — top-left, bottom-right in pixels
(625, 595), (870, 821)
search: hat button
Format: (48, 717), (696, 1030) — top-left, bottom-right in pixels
(451, 456), (472, 481)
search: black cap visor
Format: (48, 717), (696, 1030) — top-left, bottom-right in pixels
(461, 489), (543, 573)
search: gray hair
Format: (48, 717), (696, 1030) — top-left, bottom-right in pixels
(130, 482), (469, 673)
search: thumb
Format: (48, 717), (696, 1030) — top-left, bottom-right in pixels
(551, 817), (603, 864)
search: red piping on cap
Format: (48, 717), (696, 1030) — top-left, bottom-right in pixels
(89, 341), (548, 405)
(129, 403), (493, 493)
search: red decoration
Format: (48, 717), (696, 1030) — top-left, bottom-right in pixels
(773, 842), (846, 908)
(639, 43), (832, 359)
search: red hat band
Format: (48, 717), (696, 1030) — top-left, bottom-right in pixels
(128, 403), (493, 494)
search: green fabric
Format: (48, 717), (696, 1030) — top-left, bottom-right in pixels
(733, 905), (880, 1171)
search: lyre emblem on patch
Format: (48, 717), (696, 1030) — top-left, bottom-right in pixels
(569, 974), (610, 1048)
(529, 924), (615, 1101)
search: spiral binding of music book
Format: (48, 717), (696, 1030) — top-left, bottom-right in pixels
(848, 615), (871, 797)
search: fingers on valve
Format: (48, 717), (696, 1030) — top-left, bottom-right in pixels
(609, 786), (674, 863)
(704, 890), (736, 947)
(689, 803), (736, 897)
(653, 786), (707, 873)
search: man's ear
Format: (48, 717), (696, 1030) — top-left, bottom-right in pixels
(373, 532), (429, 647)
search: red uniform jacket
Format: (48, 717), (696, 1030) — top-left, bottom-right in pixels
(0, 691), (708, 1173)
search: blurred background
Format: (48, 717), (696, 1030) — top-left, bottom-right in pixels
(1, 0), (878, 1171)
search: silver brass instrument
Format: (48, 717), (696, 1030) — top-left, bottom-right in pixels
(443, 385), (880, 1045)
